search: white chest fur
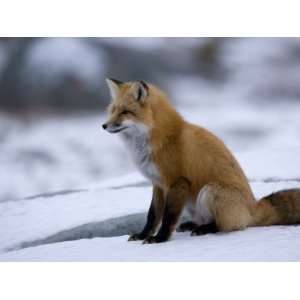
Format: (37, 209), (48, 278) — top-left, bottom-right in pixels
(121, 123), (160, 183)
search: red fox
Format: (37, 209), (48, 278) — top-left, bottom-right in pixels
(102, 78), (300, 243)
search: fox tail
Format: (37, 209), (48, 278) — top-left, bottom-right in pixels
(253, 188), (300, 226)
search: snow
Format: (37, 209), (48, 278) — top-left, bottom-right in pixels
(24, 38), (107, 87)
(237, 147), (300, 182)
(0, 173), (149, 253)
(0, 146), (300, 261)
(2, 226), (300, 262)
(222, 38), (300, 100)
(0, 113), (133, 202)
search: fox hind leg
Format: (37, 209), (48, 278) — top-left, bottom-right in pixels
(177, 185), (218, 234)
(193, 184), (253, 233)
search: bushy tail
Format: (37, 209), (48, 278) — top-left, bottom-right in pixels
(253, 188), (300, 227)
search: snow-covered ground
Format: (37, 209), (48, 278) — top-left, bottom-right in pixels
(0, 145), (300, 261)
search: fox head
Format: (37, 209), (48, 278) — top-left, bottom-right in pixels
(102, 79), (154, 135)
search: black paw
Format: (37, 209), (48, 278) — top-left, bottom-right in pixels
(142, 235), (168, 244)
(128, 233), (147, 241)
(177, 221), (197, 232)
(190, 223), (218, 236)
(191, 228), (206, 236)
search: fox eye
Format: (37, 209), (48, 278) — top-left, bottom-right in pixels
(120, 110), (132, 115)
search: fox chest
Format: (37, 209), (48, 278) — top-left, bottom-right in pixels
(122, 133), (160, 184)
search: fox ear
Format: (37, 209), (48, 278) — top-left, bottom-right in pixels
(106, 78), (123, 99)
(134, 81), (148, 102)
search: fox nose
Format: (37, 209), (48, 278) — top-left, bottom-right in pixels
(102, 124), (107, 130)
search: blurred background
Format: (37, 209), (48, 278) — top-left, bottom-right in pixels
(1, 37), (300, 202)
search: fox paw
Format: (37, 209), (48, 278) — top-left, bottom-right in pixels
(190, 228), (206, 236)
(128, 233), (146, 241)
(177, 221), (197, 232)
(142, 235), (168, 244)
(190, 223), (218, 236)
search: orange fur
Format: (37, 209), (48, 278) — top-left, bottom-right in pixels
(103, 79), (300, 242)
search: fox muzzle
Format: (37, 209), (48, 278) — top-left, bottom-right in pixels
(102, 122), (127, 133)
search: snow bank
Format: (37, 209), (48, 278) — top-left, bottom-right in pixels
(0, 183), (151, 253)
(1, 225), (300, 262)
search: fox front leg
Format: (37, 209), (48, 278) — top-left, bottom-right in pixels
(143, 177), (191, 244)
(128, 185), (164, 241)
